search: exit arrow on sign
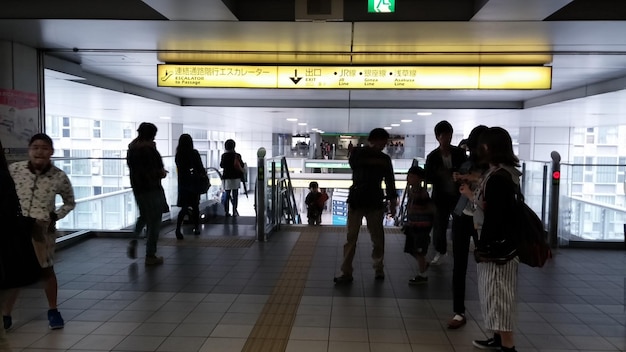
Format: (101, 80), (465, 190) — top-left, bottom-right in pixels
(290, 69), (302, 84)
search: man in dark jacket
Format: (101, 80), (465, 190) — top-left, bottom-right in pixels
(334, 128), (397, 284)
(425, 120), (467, 265)
(126, 122), (168, 265)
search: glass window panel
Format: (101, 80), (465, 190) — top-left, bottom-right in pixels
(71, 149), (91, 175)
(595, 157), (617, 183)
(102, 150), (123, 176)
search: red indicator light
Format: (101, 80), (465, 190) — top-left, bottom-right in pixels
(552, 171), (560, 180)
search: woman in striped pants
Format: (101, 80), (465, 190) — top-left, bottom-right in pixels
(459, 127), (521, 352)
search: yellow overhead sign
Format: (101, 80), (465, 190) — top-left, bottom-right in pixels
(157, 65), (551, 89)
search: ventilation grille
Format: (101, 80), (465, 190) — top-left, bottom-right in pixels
(295, 0), (343, 21)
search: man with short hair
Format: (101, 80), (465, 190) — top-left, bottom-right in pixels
(3, 133), (76, 330)
(334, 128), (397, 283)
(126, 122), (168, 265)
(425, 120), (467, 265)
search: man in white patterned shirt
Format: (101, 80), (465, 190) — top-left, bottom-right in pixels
(2, 133), (75, 331)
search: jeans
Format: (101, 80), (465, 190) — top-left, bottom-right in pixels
(340, 206), (386, 275)
(134, 189), (165, 257)
(451, 213), (478, 315)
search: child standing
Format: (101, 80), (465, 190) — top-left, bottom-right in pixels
(305, 181), (327, 225)
(403, 166), (436, 284)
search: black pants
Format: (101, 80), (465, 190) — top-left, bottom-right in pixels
(177, 203), (200, 231)
(432, 201), (454, 254)
(451, 213), (478, 315)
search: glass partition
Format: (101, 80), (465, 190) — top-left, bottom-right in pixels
(559, 162), (626, 244)
(52, 156), (221, 235)
(521, 161), (550, 225)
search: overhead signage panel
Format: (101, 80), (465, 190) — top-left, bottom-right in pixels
(157, 65), (551, 90)
(157, 65), (277, 88)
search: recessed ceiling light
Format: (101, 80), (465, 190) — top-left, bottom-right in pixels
(298, 122), (307, 126)
(417, 112), (432, 116)
(286, 118), (298, 122)
(401, 119), (413, 123)
(391, 123), (400, 127)
(159, 116), (171, 120)
(384, 127), (392, 130)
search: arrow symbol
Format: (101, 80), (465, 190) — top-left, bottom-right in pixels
(290, 69), (302, 85)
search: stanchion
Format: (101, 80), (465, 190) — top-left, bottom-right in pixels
(256, 147), (266, 242)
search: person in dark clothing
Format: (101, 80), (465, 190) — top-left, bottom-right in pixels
(425, 120), (467, 265)
(460, 127), (521, 352)
(175, 134), (206, 239)
(305, 181), (327, 225)
(126, 122), (168, 266)
(447, 125), (488, 329)
(1, 139), (24, 350)
(220, 139), (244, 217)
(403, 166), (435, 285)
(334, 128), (397, 284)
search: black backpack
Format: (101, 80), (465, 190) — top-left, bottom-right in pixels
(514, 189), (552, 268)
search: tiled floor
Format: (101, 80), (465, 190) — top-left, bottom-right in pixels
(3, 219), (626, 352)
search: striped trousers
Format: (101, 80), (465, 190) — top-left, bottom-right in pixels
(477, 257), (519, 332)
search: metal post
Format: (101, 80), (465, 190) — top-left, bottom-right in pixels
(256, 147), (266, 242)
(541, 164), (548, 225)
(548, 151), (561, 249)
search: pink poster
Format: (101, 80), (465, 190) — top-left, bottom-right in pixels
(0, 88), (39, 161)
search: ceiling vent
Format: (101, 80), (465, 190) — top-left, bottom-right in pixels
(295, 0), (343, 21)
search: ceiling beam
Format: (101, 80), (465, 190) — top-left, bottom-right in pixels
(472, 0), (573, 21)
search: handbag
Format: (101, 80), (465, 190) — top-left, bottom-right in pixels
(190, 169), (210, 194)
(0, 214), (42, 289)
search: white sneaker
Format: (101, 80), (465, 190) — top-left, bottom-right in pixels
(430, 252), (446, 265)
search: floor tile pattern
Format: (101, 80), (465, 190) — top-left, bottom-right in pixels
(2, 221), (625, 352)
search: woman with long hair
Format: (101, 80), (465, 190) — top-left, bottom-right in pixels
(175, 134), (206, 239)
(220, 139), (244, 217)
(460, 127), (521, 352)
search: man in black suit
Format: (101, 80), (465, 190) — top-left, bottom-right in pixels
(425, 121), (467, 265)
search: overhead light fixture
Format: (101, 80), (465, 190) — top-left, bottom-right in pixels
(391, 123), (400, 127)
(298, 123), (307, 126)
(159, 116), (171, 120)
(384, 127), (392, 130)
(287, 118), (298, 122)
(401, 119), (413, 123)
(417, 112), (432, 116)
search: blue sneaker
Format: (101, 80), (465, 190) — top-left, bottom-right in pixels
(48, 309), (64, 330)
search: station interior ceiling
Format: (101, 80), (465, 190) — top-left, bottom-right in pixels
(2, 0), (626, 137)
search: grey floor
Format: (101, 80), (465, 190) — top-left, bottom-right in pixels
(3, 217), (625, 352)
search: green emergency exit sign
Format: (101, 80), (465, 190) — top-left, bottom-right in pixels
(368, 0), (395, 13)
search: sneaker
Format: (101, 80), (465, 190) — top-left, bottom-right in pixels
(430, 252), (446, 265)
(408, 275), (428, 285)
(145, 255), (164, 266)
(48, 309), (64, 330)
(447, 314), (467, 329)
(333, 274), (354, 284)
(127, 239), (137, 259)
(375, 270), (385, 281)
(472, 337), (501, 350)
(3, 315), (12, 330)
